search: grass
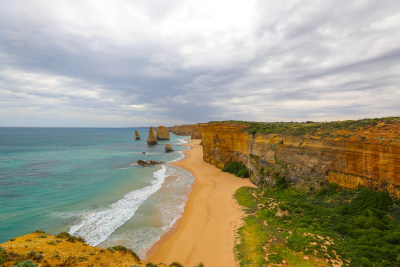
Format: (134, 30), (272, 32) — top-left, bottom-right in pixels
(235, 184), (400, 266)
(218, 116), (400, 137)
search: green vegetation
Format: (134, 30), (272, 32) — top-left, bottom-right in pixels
(223, 116), (400, 137)
(169, 262), (183, 267)
(222, 162), (250, 178)
(12, 260), (37, 267)
(110, 245), (141, 262)
(0, 246), (6, 265)
(56, 232), (85, 243)
(235, 183), (400, 266)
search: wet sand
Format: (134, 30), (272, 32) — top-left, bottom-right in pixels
(146, 139), (254, 266)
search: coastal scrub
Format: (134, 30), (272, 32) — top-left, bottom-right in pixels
(235, 184), (400, 266)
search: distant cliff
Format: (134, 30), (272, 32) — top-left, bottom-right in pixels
(201, 118), (400, 197)
(168, 124), (195, 135)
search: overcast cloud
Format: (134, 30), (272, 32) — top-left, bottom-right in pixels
(0, 0), (399, 127)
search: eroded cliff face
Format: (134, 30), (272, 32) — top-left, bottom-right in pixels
(191, 123), (205, 139)
(156, 126), (170, 140)
(202, 122), (400, 197)
(168, 124), (195, 135)
(147, 126), (158, 145)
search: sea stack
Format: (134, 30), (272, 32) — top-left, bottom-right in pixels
(165, 144), (173, 152)
(156, 126), (170, 140)
(135, 130), (140, 140)
(147, 126), (158, 145)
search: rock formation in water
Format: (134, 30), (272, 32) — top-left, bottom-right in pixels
(147, 126), (158, 145)
(201, 118), (400, 197)
(165, 144), (173, 152)
(136, 160), (164, 167)
(136, 160), (151, 167)
(156, 126), (170, 140)
(135, 130), (141, 140)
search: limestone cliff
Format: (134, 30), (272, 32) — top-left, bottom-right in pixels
(156, 126), (170, 140)
(202, 118), (400, 197)
(168, 124), (195, 135)
(191, 123), (205, 139)
(147, 126), (158, 145)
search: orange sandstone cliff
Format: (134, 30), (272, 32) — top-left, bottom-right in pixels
(201, 119), (400, 197)
(167, 124), (195, 135)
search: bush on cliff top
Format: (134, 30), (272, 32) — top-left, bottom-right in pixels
(222, 162), (249, 178)
(221, 116), (400, 136)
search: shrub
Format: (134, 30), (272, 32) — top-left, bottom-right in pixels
(236, 168), (250, 178)
(27, 252), (43, 262)
(110, 246), (140, 262)
(111, 246), (127, 252)
(268, 253), (283, 264)
(222, 162), (250, 178)
(318, 182), (338, 196)
(169, 262), (183, 267)
(56, 232), (85, 243)
(12, 260), (38, 267)
(77, 256), (88, 262)
(0, 246), (6, 265)
(129, 250), (141, 262)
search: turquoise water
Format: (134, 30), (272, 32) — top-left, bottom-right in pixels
(0, 127), (193, 257)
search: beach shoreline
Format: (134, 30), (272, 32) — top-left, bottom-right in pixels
(145, 139), (254, 266)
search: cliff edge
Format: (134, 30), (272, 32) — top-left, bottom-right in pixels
(202, 117), (400, 197)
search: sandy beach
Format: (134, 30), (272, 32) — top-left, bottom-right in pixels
(146, 139), (254, 266)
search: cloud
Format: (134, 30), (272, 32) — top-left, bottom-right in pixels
(0, 0), (399, 126)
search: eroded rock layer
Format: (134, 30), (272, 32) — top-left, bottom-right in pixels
(147, 126), (158, 145)
(156, 126), (170, 140)
(191, 123), (204, 139)
(202, 121), (400, 197)
(135, 130), (141, 140)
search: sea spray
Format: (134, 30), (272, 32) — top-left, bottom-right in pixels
(69, 165), (167, 246)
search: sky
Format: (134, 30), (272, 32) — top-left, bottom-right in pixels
(0, 0), (399, 127)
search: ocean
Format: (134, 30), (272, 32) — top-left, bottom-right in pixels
(0, 127), (193, 258)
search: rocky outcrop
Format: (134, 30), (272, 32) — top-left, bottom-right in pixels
(168, 124), (195, 135)
(135, 130), (141, 140)
(147, 126), (158, 145)
(136, 160), (164, 167)
(165, 144), (173, 152)
(0, 231), (143, 266)
(156, 126), (170, 140)
(202, 121), (400, 197)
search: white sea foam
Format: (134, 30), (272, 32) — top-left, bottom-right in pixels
(68, 165), (167, 246)
(169, 150), (185, 163)
(51, 210), (89, 219)
(174, 138), (189, 145)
